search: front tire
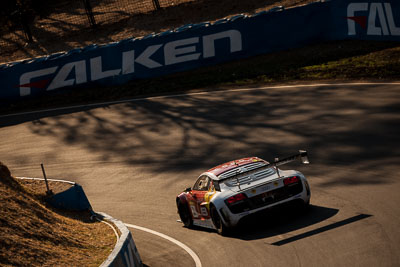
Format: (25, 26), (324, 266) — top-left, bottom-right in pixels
(177, 200), (193, 228)
(210, 206), (229, 236)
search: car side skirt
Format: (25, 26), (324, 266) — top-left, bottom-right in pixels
(193, 218), (216, 230)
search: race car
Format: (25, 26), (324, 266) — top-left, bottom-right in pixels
(176, 150), (311, 235)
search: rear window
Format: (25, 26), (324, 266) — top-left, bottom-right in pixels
(223, 167), (276, 187)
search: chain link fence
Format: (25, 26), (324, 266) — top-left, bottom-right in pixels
(0, 0), (194, 57)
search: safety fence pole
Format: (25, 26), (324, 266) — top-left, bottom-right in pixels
(83, 0), (96, 28)
(152, 0), (161, 10)
(19, 9), (33, 43)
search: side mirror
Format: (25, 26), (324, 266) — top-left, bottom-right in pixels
(185, 187), (192, 192)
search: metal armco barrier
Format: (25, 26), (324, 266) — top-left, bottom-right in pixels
(0, 0), (399, 102)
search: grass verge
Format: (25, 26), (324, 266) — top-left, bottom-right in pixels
(0, 162), (116, 267)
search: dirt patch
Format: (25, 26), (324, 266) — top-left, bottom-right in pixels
(18, 179), (73, 196)
(0, 162), (116, 267)
(1, 0), (313, 63)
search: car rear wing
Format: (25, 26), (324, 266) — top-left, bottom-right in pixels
(271, 150), (309, 167)
(215, 150), (309, 190)
(271, 150), (309, 178)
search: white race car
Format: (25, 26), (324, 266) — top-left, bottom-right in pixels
(176, 151), (311, 235)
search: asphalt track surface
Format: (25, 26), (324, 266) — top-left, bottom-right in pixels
(1, 82), (400, 267)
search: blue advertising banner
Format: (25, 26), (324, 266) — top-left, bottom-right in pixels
(0, 0), (399, 101)
(329, 0), (400, 40)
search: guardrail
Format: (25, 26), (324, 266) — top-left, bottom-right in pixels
(97, 212), (143, 267)
(0, 0), (399, 102)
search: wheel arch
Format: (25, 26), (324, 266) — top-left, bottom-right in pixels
(209, 202), (230, 226)
(176, 193), (189, 206)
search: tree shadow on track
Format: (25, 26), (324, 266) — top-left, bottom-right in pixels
(230, 203), (338, 241)
(177, 202), (372, 243)
(2, 84), (400, 187)
(230, 203), (371, 243)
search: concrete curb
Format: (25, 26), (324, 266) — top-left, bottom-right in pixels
(97, 212), (143, 267)
(16, 177), (143, 267)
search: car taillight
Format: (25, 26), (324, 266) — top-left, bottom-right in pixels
(226, 193), (247, 204)
(284, 176), (300, 186)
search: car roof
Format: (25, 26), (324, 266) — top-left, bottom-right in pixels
(207, 157), (267, 178)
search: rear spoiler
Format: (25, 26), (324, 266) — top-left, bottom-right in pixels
(217, 150), (310, 184)
(270, 150), (309, 178)
(271, 150), (309, 168)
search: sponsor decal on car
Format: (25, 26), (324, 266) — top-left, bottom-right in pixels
(189, 202), (199, 218)
(200, 207), (208, 216)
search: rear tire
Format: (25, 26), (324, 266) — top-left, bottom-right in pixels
(177, 200), (193, 228)
(211, 206), (229, 236)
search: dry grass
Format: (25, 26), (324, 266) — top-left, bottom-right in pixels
(0, 162), (116, 267)
(18, 179), (73, 196)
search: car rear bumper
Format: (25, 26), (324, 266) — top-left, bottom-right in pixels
(219, 181), (310, 227)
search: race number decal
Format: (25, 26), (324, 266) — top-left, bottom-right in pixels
(190, 205), (199, 217)
(200, 207), (208, 216)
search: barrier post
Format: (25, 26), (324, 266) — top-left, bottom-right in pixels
(19, 8), (33, 43)
(83, 0), (96, 28)
(41, 163), (53, 196)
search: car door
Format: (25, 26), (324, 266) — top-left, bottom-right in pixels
(191, 175), (211, 219)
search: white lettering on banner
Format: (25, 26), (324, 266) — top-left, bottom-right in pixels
(367, 3), (389, 35)
(347, 2), (400, 36)
(347, 3), (368, 35)
(18, 29), (243, 96)
(164, 37), (201, 65)
(19, 67), (58, 96)
(384, 3), (400, 35)
(47, 60), (86, 90)
(203, 30), (242, 58)
(122, 50), (135, 75)
(122, 45), (163, 74)
(134, 44), (163, 69)
(90, 56), (121, 81)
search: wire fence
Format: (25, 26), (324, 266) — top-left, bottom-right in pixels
(0, 0), (195, 57)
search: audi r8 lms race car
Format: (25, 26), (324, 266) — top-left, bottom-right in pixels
(176, 151), (311, 235)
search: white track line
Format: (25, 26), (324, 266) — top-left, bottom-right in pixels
(125, 223), (202, 267)
(1, 82), (400, 119)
